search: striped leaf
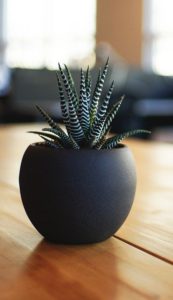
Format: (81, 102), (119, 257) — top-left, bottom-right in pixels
(89, 81), (114, 139)
(39, 135), (63, 149)
(90, 58), (109, 124)
(56, 73), (70, 132)
(78, 69), (90, 133)
(28, 131), (64, 149)
(68, 94), (84, 143)
(36, 105), (61, 130)
(89, 68), (101, 124)
(89, 116), (105, 147)
(58, 64), (84, 142)
(36, 105), (79, 149)
(42, 128), (80, 149)
(64, 64), (79, 110)
(58, 63), (77, 112)
(100, 95), (125, 140)
(95, 136), (107, 150)
(85, 66), (92, 100)
(35, 105), (72, 143)
(101, 130), (151, 149)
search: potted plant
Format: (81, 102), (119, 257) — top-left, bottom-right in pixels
(19, 59), (150, 244)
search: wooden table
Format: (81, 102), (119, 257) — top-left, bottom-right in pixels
(0, 124), (173, 300)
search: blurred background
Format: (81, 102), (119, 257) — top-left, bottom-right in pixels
(0, 0), (173, 141)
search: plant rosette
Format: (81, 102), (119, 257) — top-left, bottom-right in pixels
(19, 59), (150, 244)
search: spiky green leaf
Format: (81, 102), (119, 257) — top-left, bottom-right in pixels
(68, 94), (85, 143)
(89, 81), (114, 141)
(90, 58), (109, 124)
(100, 95), (125, 140)
(58, 63), (77, 112)
(39, 135), (63, 149)
(42, 128), (80, 149)
(56, 73), (70, 131)
(28, 130), (63, 146)
(64, 64), (79, 109)
(58, 64), (84, 142)
(78, 69), (90, 133)
(35, 105), (74, 145)
(101, 130), (151, 149)
(36, 105), (60, 130)
(29, 131), (64, 149)
(85, 66), (92, 99)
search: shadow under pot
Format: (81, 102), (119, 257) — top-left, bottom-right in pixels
(19, 143), (136, 244)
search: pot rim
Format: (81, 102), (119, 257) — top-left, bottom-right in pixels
(29, 142), (128, 152)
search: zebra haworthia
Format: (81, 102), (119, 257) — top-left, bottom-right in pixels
(31, 60), (150, 149)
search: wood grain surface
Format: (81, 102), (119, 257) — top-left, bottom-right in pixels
(0, 124), (173, 299)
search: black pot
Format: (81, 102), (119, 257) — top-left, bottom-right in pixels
(19, 143), (136, 244)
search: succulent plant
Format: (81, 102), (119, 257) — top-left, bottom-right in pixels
(29, 59), (150, 149)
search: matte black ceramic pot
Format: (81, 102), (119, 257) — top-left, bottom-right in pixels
(19, 143), (136, 244)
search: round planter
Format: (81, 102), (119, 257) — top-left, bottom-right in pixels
(19, 143), (136, 244)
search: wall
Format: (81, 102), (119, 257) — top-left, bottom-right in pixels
(96, 0), (143, 66)
(0, 0), (5, 63)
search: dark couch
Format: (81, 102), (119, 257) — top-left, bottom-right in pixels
(1, 62), (173, 135)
